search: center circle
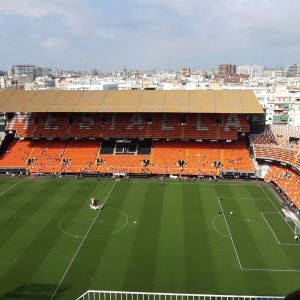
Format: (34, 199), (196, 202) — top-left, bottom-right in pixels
(59, 207), (128, 238)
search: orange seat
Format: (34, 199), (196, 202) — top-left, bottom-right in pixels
(265, 165), (300, 208)
(0, 140), (32, 167)
(61, 140), (100, 173)
(7, 112), (251, 140)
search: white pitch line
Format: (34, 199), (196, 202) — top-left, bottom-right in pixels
(212, 215), (230, 239)
(0, 180), (24, 197)
(259, 185), (295, 234)
(51, 181), (117, 300)
(217, 197), (243, 270)
(217, 197), (300, 272)
(261, 212), (281, 244)
(261, 212), (300, 247)
(279, 242), (300, 246)
(242, 267), (300, 272)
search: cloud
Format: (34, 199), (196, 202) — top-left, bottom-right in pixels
(0, 0), (93, 35)
(1, 0), (300, 70)
(95, 29), (116, 39)
(40, 37), (68, 50)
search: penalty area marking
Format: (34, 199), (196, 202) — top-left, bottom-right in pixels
(217, 197), (300, 273)
(261, 212), (300, 247)
(259, 185), (296, 234)
(51, 181), (117, 300)
(58, 207), (128, 238)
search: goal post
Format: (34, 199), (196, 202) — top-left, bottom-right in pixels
(282, 209), (300, 235)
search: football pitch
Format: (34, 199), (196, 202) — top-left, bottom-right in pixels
(0, 178), (299, 300)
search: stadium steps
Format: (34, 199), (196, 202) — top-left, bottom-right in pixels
(265, 165), (300, 208)
(26, 144), (35, 165)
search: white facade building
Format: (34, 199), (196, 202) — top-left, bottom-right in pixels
(0, 76), (5, 89)
(237, 65), (263, 78)
(254, 87), (300, 126)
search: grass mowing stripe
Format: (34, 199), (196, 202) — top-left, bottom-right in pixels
(259, 183), (283, 212)
(89, 182), (146, 292)
(261, 212), (282, 244)
(0, 181), (64, 248)
(0, 180), (68, 295)
(229, 196), (279, 269)
(0, 180), (24, 197)
(215, 184), (254, 294)
(56, 181), (131, 300)
(1, 179), (300, 297)
(0, 181), (96, 298)
(153, 183), (186, 292)
(226, 185), (279, 293)
(262, 212), (300, 246)
(51, 181), (117, 300)
(207, 185), (245, 295)
(260, 211), (300, 271)
(183, 184), (217, 292)
(0, 180), (28, 209)
(0, 181), (90, 279)
(23, 181), (115, 295)
(259, 184), (296, 233)
(229, 185), (279, 269)
(122, 182), (164, 291)
(217, 197), (243, 269)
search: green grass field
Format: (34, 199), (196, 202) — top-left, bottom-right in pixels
(0, 178), (299, 300)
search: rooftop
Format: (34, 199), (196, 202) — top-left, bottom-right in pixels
(0, 90), (263, 114)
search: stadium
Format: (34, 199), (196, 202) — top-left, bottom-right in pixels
(0, 89), (299, 300)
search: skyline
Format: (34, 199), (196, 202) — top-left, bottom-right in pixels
(0, 0), (300, 71)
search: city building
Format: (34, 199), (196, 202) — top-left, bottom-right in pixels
(218, 64), (237, 75)
(8, 64), (53, 85)
(287, 63), (300, 77)
(237, 65), (263, 78)
(180, 67), (191, 77)
(253, 86), (300, 126)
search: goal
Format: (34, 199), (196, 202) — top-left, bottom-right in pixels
(282, 208), (300, 235)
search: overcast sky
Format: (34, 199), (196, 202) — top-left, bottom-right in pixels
(0, 0), (299, 71)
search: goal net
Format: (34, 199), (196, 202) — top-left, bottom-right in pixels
(282, 208), (300, 235)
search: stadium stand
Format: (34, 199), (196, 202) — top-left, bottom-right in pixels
(6, 112), (251, 140)
(0, 90), (263, 178)
(150, 140), (254, 176)
(251, 125), (300, 209)
(61, 140), (100, 173)
(1, 91), (300, 300)
(97, 154), (151, 174)
(27, 140), (66, 173)
(34, 113), (69, 138)
(0, 139), (254, 175)
(251, 125), (300, 148)
(265, 165), (300, 208)
(254, 145), (300, 167)
(252, 125), (300, 171)
(0, 139), (31, 167)
(6, 112), (35, 137)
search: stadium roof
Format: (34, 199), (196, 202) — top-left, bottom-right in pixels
(0, 90), (264, 114)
